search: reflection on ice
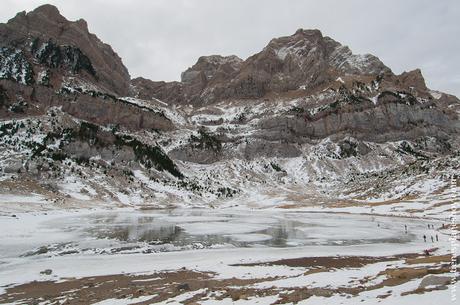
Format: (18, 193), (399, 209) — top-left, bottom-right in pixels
(2, 209), (426, 259)
(69, 209), (415, 250)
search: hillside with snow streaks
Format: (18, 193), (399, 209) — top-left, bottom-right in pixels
(0, 3), (457, 231)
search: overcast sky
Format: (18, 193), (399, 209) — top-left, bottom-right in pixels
(1, 0), (459, 96)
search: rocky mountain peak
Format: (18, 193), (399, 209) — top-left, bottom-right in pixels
(181, 55), (243, 83)
(263, 28), (391, 76)
(398, 68), (428, 92)
(263, 29), (323, 65)
(7, 4), (65, 25)
(25, 4), (65, 22)
(294, 28), (322, 35)
(7, 5), (76, 40)
(75, 18), (89, 31)
(131, 29), (408, 105)
(270, 28), (324, 48)
(0, 4), (130, 96)
(208, 29), (390, 100)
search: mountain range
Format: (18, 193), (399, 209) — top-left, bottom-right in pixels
(1, 4), (459, 209)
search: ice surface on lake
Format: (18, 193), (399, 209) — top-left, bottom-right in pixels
(0, 208), (434, 263)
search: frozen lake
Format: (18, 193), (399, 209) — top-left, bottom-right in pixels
(0, 209), (438, 260)
(0, 207), (448, 303)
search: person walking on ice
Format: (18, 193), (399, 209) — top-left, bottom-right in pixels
(423, 235), (426, 242)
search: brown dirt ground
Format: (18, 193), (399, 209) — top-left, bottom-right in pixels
(231, 254), (418, 268)
(0, 254), (453, 305)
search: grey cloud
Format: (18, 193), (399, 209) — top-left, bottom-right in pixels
(1, 0), (459, 95)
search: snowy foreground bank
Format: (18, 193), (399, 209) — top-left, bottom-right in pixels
(0, 201), (458, 304)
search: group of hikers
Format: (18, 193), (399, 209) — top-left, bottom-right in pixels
(398, 223), (447, 256)
(376, 222), (444, 245)
(422, 224), (439, 243)
(402, 223), (440, 243)
(422, 234), (438, 242)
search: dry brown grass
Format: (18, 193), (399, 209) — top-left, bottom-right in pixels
(405, 255), (452, 265)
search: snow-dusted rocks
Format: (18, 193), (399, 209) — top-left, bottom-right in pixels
(0, 47), (33, 85)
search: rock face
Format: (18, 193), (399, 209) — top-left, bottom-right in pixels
(180, 55), (244, 104)
(258, 96), (456, 143)
(131, 78), (185, 104)
(0, 4), (130, 96)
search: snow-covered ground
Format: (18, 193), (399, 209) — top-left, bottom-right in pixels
(0, 199), (458, 304)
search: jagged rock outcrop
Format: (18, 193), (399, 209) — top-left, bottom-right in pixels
(130, 77), (185, 104)
(180, 55), (243, 103)
(181, 55), (243, 84)
(0, 79), (174, 131)
(397, 69), (428, 92)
